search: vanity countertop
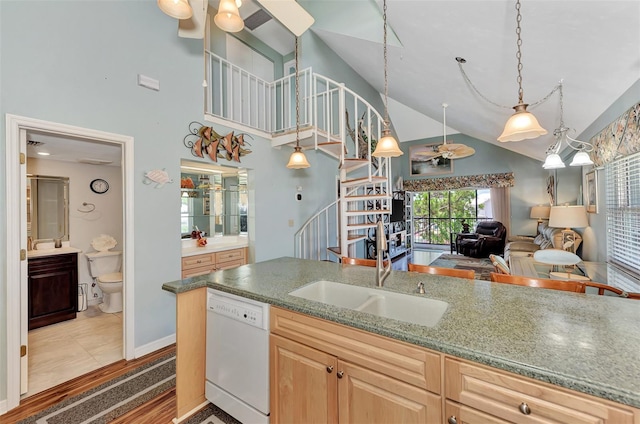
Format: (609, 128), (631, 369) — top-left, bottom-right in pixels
(163, 257), (640, 409)
(27, 247), (82, 259)
(181, 237), (248, 257)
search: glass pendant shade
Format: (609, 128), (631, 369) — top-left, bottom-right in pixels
(372, 129), (403, 158)
(214, 0), (244, 32)
(157, 0), (193, 19)
(569, 150), (594, 167)
(286, 146), (310, 169)
(498, 104), (547, 142)
(542, 153), (565, 169)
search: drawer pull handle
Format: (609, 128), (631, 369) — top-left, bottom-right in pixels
(447, 416), (458, 424)
(519, 402), (531, 415)
(326, 366), (333, 373)
(196, 260), (201, 263)
(336, 371), (344, 379)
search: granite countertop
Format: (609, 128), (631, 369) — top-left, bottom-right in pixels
(162, 257), (640, 409)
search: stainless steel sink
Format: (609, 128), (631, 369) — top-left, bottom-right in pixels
(289, 280), (448, 327)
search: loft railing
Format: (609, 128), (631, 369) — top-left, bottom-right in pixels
(204, 51), (385, 153)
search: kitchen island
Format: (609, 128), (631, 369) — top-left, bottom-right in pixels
(163, 257), (640, 422)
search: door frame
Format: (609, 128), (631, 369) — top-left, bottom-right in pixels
(4, 114), (135, 410)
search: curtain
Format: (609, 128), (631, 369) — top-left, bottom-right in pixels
(490, 186), (511, 237)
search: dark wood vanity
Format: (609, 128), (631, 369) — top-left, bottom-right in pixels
(28, 252), (78, 330)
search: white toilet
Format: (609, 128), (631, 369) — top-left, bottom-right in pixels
(86, 250), (123, 313)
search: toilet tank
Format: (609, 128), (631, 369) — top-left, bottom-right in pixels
(86, 250), (122, 277)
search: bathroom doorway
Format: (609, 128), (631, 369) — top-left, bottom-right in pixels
(5, 115), (135, 409)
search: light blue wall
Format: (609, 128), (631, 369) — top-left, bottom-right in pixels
(393, 133), (582, 236)
(0, 0), (382, 404)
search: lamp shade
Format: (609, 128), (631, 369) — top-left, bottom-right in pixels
(214, 0), (244, 32)
(372, 129), (403, 158)
(530, 205), (550, 220)
(542, 153), (565, 169)
(498, 104), (548, 142)
(286, 146), (310, 169)
(157, 0), (193, 19)
(569, 150), (594, 167)
(548, 205), (588, 229)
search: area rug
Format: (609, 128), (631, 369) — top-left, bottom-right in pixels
(429, 253), (495, 281)
(18, 353), (238, 424)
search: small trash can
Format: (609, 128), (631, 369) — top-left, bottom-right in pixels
(78, 283), (88, 312)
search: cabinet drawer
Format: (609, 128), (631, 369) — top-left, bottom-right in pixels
(445, 400), (509, 424)
(182, 254), (215, 271)
(181, 265), (214, 279)
(271, 307), (441, 394)
(215, 248), (244, 264)
(216, 259), (244, 270)
(445, 358), (635, 424)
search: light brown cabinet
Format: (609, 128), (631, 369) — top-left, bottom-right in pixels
(445, 357), (637, 424)
(269, 307), (441, 424)
(181, 247), (246, 279)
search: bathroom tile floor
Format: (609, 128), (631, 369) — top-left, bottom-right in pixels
(24, 305), (123, 398)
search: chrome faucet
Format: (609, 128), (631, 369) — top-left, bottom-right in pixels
(375, 220), (391, 287)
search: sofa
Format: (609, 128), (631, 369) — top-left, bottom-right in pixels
(456, 221), (507, 258)
(504, 222), (582, 261)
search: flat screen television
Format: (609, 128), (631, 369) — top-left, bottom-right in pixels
(390, 199), (404, 222)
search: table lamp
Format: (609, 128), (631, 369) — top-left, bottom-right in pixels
(548, 205), (588, 253)
(530, 205), (550, 234)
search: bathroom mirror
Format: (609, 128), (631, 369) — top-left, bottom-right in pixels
(27, 175), (70, 241)
(180, 160), (248, 238)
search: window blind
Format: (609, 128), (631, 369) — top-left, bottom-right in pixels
(606, 151), (640, 275)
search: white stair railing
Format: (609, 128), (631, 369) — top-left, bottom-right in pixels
(205, 51), (392, 261)
(294, 199), (340, 261)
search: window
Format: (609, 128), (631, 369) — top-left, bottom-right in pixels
(181, 197), (193, 236)
(412, 189), (492, 245)
(606, 152), (640, 275)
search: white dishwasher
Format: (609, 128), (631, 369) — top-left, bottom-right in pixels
(205, 288), (270, 424)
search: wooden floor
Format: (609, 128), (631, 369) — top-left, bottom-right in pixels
(1, 345), (178, 423)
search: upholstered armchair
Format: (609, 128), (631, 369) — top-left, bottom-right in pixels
(456, 221), (507, 258)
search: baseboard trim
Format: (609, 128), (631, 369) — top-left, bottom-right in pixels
(0, 399), (7, 415)
(172, 400), (210, 423)
(134, 334), (176, 358)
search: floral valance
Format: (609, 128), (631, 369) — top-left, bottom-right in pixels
(403, 172), (514, 192)
(590, 102), (640, 167)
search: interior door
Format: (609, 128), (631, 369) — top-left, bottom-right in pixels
(20, 128), (28, 395)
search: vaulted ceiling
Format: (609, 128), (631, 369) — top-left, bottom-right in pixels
(242, 0), (640, 161)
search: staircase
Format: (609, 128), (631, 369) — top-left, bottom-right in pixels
(205, 50), (393, 262)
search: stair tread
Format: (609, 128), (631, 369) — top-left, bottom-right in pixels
(345, 194), (391, 200)
(346, 209), (390, 215)
(340, 158), (369, 172)
(341, 176), (387, 187)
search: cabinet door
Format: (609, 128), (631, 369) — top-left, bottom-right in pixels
(270, 334), (338, 424)
(338, 360), (441, 424)
(28, 254), (78, 330)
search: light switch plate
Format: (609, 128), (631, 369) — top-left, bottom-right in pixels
(137, 74), (160, 91)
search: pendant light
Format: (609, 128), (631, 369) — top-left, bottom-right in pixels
(438, 103), (475, 159)
(497, 0), (547, 142)
(214, 0), (244, 33)
(287, 36), (310, 169)
(372, 0), (403, 158)
(157, 0), (193, 20)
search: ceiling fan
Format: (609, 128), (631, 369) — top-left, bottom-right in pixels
(437, 103), (475, 160)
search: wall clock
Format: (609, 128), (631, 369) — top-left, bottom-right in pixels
(90, 178), (109, 194)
